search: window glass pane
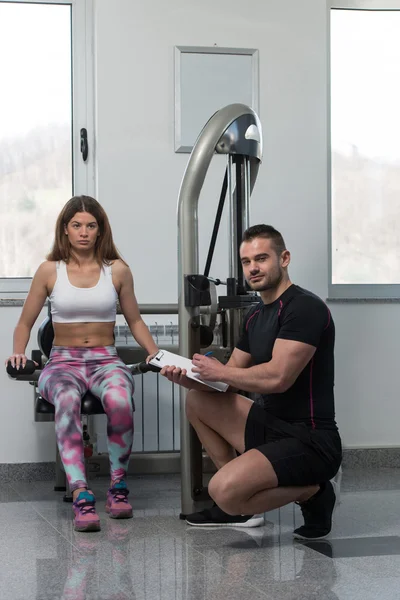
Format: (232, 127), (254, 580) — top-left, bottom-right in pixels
(331, 9), (400, 284)
(0, 2), (72, 277)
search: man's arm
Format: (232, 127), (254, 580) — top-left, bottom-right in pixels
(191, 338), (316, 394)
(221, 347), (254, 392)
(226, 347), (254, 369)
(193, 292), (329, 393)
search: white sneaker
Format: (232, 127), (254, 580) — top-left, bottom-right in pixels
(331, 465), (342, 506)
(185, 504), (264, 528)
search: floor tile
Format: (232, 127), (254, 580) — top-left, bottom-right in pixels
(0, 483), (23, 502)
(129, 575), (269, 600)
(3, 469), (400, 599)
(301, 536), (400, 559)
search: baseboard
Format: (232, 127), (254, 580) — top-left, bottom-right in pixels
(0, 454), (183, 483)
(0, 462), (56, 483)
(88, 452), (183, 476)
(341, 447), (400, 469)
(2, 447), (400, 482)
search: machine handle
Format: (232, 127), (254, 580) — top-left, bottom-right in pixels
(80, 128), (88, 162)
(129, 361), (161, 375)
(6, 359), (36, 378)
(6, 359), (161, 380)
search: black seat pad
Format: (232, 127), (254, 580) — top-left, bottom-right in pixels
(36, 391), (105, 415)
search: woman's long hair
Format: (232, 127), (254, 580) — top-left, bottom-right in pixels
(47, 195), (126, 266)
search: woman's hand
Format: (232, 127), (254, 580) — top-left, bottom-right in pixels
(4, 353), (37, 370)
(191, 353), (225, 381)
(145, 350), (159, 364)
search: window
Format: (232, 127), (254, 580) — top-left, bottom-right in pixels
(0, 0), (94, 295)
(330, 2), (400, 298)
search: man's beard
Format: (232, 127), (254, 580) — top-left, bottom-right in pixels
(248, 269), (283, 292)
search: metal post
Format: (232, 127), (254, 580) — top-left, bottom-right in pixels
(227, 154), (236, 281)
(243, 156), (251, 231)
(236, 156), (251, 294)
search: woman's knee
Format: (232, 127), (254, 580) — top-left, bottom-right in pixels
(53, 390), (83, 423)
(94, 369), (134, 403)
(50, 386), (82, 410)
(102, 385), (134, 411)
(102, 389), (134, 430)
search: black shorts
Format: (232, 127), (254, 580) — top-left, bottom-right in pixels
(244, 403), (342, 487)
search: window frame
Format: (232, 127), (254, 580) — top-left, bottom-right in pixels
(0, 0), (95, 297)
(329, 0), (400, 299)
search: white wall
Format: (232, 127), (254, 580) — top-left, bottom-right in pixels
(0, 307), (56, 463)
(0, 0), (397, 463)
(330, 303), (400, 447)
(94, 0), (329, 302)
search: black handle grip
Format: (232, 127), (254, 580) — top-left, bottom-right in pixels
(138, 361), (161, 374)
(6, 359), (36, 378)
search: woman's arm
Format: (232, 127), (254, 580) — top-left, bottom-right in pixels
(6, 262), (51, 368)
(115, 262), (158, 356)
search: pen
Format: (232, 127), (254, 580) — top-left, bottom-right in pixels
(204, 351), (213, 357)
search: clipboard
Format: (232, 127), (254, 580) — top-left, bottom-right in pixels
(149, 350), (229, 392)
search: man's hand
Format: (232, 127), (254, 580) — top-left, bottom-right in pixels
(160, 363), (221, 392)
(191, 354), (225, 381)
(160, 365), (192, 388)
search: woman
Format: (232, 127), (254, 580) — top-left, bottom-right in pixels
(5, 195), (158, 532)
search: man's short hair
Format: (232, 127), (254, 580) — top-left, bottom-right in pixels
(242, 224), (287, 256)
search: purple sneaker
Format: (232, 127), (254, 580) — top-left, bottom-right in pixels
(73, 490), (101, 532)
(106, 480), (133, 519)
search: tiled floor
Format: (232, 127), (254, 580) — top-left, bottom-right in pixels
(1, 468), (400, 599)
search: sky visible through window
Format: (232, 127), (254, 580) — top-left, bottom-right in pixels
(0, 2), (71, 138)
(331, 9), (400, 285)
(0, 2), (72, 279)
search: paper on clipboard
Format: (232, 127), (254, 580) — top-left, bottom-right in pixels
(149, 350), (229, 392)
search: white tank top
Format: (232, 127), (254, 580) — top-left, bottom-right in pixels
(50, 261), (118, 323)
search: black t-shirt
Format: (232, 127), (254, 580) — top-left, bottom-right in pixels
(236, 284), (336, 430)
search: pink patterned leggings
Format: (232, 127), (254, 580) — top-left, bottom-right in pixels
(38, 346), (135, 492)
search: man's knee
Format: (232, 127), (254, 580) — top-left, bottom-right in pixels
(185, 388), (222, 421)
(185, 389), (202, 422)
(208, 473), (242, 515)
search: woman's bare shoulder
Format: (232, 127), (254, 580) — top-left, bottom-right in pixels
(110, 259), (131, 275)
(35, 260), (57, 278)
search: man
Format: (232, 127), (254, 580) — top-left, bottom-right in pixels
(161, 224), (342, 539)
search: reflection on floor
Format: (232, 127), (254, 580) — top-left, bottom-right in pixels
(1, 468), (400, 599)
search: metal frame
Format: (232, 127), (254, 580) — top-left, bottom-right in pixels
(0, 0), (95, 296)
(178, 103), (262, 515)
(328, 0), (400, 299)
(174, 46), (259, 153)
